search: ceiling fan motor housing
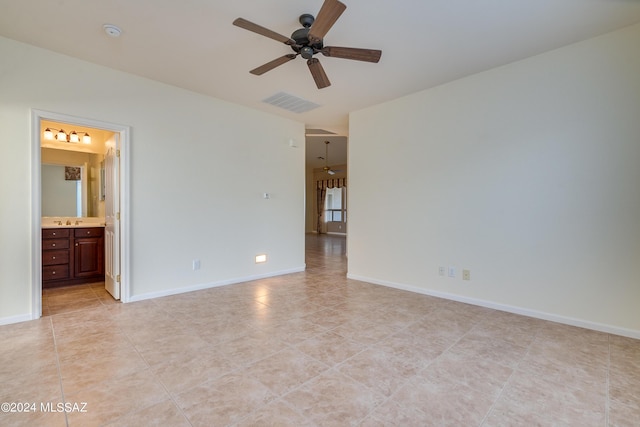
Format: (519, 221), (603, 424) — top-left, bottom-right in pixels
(291, 14), (323, 59)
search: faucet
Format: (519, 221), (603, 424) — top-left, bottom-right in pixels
(75, 220), (83, 226)
(54, 220), (62, 226)
(66, 219), (71, 225)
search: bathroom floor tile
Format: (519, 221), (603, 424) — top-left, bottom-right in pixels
(42, 283), (116, 316)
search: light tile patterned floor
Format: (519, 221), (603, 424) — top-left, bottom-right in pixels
(1, 234), (639, 426)
(42, 281), (118, 316)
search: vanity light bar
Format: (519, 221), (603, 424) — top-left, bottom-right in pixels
(43, 127), (91, 144)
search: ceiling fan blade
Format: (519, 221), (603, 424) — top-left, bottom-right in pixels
(308, 0), (347, 44)
(321, 46), (382, 63)
(308, 58), (331, 89)
(250, 54), (297, 75)
(233, 18), (296, 45)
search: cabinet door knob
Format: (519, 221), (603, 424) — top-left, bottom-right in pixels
(52, 232), (56, 236)
(52, 271), (56, 275)
(75, 243), (79, 246)
(52, 256), (56, 260)
(52, 243), (56, 247)
(87, 231), (91, 235)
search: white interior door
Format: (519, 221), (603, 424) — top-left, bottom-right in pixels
(104, 135), (120, 299)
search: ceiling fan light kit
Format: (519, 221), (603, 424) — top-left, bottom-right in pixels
(233, 0), (382, 89)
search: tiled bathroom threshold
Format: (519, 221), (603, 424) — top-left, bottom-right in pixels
(42, 282), (118, 316)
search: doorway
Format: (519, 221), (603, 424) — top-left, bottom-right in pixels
(31, 110), (130, 319)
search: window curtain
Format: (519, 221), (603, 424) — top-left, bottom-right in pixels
(316, 178), (346, 234)
(316, 186), (327, 234)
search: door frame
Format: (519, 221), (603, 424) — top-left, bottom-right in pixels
(31, 109), (131, 318)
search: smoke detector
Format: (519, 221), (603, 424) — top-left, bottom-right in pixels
(103, 24), (122, 38)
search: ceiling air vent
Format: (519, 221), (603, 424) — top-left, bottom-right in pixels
(262, 92), (320, 114)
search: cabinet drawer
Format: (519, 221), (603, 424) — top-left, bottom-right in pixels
(42, 250), (69, 266)
(75, 227), (104, 238)
(43, 264), (70, 281)
(42, 228), (70, 239)
(42, 239), (69, 250)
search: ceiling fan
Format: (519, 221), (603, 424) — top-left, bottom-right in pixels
(233, 0), (382, 89)
(322, 140), (340, 175)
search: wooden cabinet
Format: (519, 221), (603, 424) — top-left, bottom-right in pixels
(42, 228), (71, 283)
(74, 228), (104, 278)
(42, 227), (104, 288)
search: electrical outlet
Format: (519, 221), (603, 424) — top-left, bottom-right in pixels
(463, 269), (471, 280)
(192, 259), (200, 271)
(438, 266), (445, 276)
(448, 266), (455, 278)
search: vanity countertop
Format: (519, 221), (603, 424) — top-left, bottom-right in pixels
(41, 218), (106, 229)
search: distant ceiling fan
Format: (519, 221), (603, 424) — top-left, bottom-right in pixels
(322, 140), (340, 175)
(233, 0), (382, 89)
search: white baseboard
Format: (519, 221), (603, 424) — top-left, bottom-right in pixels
(0, 313), (35, 326)
(129, 265), (306, 303)
(347, 273), (640, 340)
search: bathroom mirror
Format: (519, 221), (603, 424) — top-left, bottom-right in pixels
(40, 120), (110, 219)
(41, 148), (103, 218)
(41, 163), (85, 217)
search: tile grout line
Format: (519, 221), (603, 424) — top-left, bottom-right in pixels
(419, 312), (498, 426)
(220, 295), (367, 426)
(477, 321), (543, 426)
(48, 315), (69, 427)
(117, 306), (196, 426)
(91, 307), (194, 427)
(339, 306), (486, 424)
(140, 296), (298, 426)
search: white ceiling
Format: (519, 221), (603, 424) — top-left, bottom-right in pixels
(2, 0), (640, 168)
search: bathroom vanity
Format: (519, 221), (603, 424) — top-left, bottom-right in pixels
(42, 222), (105, 288)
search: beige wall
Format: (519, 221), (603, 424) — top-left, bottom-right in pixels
(0, 36), (305, 323)
(348, 23), (640, 337)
